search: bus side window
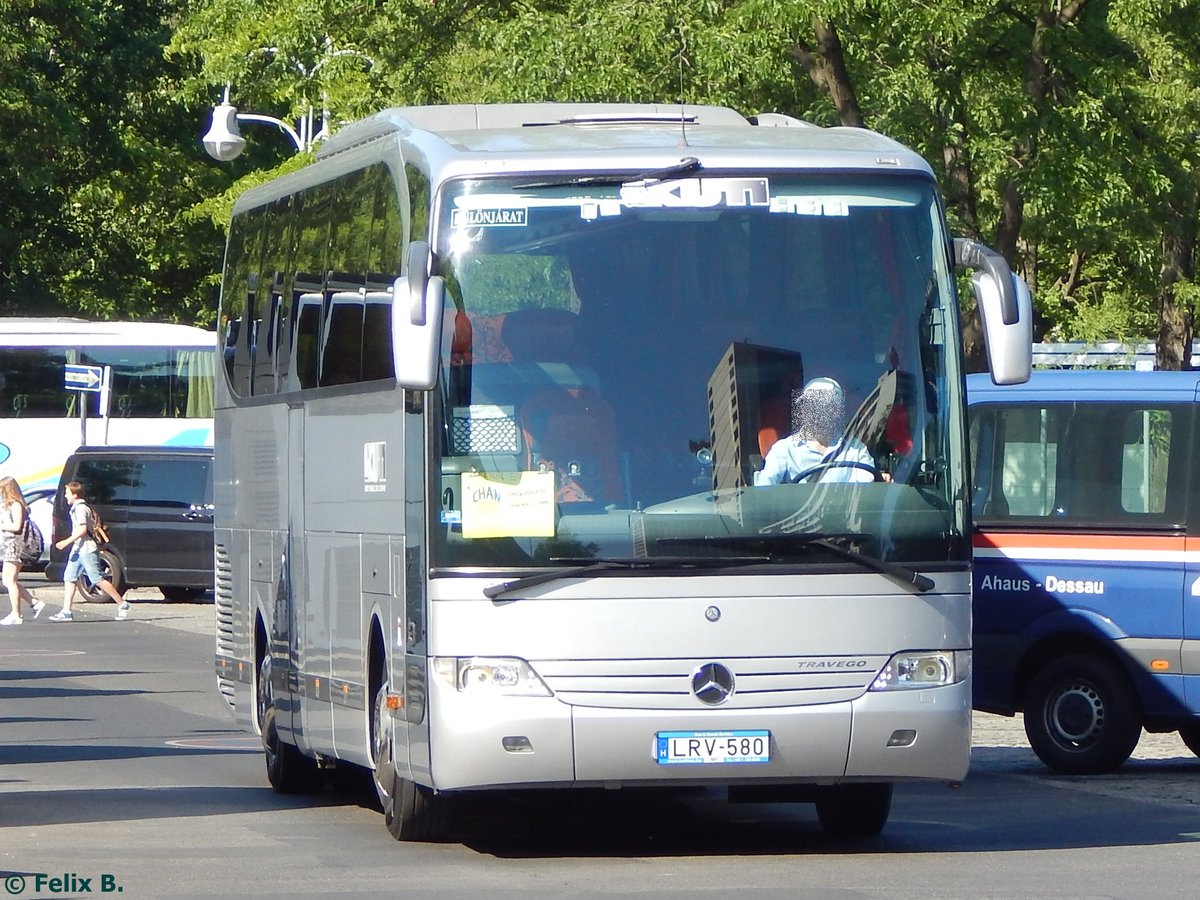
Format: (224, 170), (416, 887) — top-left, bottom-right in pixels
(292, 291), (323, 390)
(362, 165), (402, 383)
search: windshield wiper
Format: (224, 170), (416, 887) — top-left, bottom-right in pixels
(656, 535), (935, 594)
(513, 157), (702, 191)
(483, 554), (770, 600)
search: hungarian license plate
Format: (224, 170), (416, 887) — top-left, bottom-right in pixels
(655, 729), (771, 765)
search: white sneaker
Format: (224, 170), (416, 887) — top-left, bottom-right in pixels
(29, 599), (45, 619)
(0, 612), (22, 626)
(116, 602), (131, 620)
(48, 610), (73, 622)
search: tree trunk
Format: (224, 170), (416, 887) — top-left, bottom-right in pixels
(792, 18), (865, 128)
(1155, 191), (1197, 370)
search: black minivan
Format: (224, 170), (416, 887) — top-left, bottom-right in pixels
(46, 445), (214, 601)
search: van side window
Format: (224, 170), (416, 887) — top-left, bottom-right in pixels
(1118, 408), (1173, 514)
(76, 460), (139, 505)
(133, 460), (211, 509)
(970, 401), (1187, 525)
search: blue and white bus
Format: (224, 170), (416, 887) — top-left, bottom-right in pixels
(0, 318), (216, 492)
(968, 370), (1200, 773)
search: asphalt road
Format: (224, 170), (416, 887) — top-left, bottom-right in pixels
(2, 576), (1198, 899)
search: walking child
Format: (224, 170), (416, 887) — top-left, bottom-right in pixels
(49, 481), (130, 622)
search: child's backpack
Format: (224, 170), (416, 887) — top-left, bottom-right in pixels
(88, 506), (111, 545)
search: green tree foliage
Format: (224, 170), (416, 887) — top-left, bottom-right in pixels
(5, 0), (1200, 361)
(0, 0), (229, 324)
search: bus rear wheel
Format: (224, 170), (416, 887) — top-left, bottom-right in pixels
(258, 655), (323, 794)
(1024, 654), (1141, 775)
(815, 783), (892, 837)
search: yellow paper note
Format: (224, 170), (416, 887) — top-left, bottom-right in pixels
(461, 471), (556, 538)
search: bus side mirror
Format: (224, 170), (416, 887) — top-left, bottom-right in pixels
(391, 241), (444, 390)
(955, 238), (1032, 385)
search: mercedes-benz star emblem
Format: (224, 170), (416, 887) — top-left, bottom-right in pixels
(691, 662), (735, 705)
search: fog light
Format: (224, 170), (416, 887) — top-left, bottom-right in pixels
(502, 735), (534, 753)
(886, 729), (917, 747)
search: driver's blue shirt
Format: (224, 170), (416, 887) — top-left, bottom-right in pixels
(754, 435), (876, 485)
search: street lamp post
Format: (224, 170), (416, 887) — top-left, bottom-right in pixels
(201, 85), (312, 161)
(200, 40), (372, 162)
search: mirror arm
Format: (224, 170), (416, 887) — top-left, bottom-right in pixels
(954, 238), (1018, 325)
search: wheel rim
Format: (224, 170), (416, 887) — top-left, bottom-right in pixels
(372, 682), (395, 807)
(258, 656), (279, 771)
(1045, 679), (1105, 749)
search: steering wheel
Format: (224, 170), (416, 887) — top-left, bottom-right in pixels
(789, 460), (884, 484)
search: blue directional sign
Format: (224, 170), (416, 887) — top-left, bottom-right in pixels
(64, 364), (104, 392)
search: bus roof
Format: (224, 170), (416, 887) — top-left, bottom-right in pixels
(0, 319), (215, 348)
(967, 369), (1200, 402)
(316, 103), (930, 175)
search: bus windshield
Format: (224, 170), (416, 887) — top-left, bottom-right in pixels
(432, 172), (965, 569)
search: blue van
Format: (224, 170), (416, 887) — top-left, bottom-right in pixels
(967, 370), (1200, 773)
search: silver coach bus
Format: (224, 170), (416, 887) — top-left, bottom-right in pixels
(213, 103), (1031, 841)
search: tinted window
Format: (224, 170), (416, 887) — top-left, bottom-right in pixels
(970, 401), (1188, 525)
(75, 459), (140, 505)
(132, 459), (210, 508)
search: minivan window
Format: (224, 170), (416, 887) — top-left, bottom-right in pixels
(76, 460), (140, 505)
(970, 401), (1187, 525)
(134, 459), (210, 508)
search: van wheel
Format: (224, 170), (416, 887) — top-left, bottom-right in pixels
(77, 549), (125, 602)
(1024, 654), (1141, 774)
(815, 783), (892, 837)
(1178, 724), (1200, 757)
(257, 655), (323, 794)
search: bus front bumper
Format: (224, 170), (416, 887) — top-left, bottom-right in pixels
(426, 679), (971, 790)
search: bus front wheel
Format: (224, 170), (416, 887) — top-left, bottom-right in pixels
(384, 770), (450, 842)
(815, 783), (892, 837)
(1024, 654), (1141, 775)
(370, 679), (450, 841)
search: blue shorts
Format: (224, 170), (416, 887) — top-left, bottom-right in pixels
(63, 549), (106, 586)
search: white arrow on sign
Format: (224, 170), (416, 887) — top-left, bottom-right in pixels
(64, 364), (104, 391)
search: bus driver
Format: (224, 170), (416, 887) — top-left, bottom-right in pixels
(754, 377), (879, 485)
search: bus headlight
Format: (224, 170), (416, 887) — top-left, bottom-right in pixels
(869, 651), (966, 691)
(432, 657), (553, 696)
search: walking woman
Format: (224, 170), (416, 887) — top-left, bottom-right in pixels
(0, 476), (44, 625)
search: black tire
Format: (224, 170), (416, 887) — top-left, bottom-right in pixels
(77, 549), (125, 602)
(384, 768), (450, 842)
(1023, 654), (1142, 775)
(1178, 723), (1200, 757)
(372, 666), (450, 842)
(257, 655), (324, 794)
(815, 783), (893, 837)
